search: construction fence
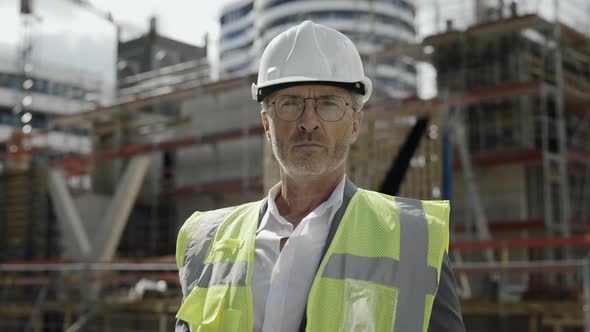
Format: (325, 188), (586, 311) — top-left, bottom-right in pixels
(0, 260), (180, 332)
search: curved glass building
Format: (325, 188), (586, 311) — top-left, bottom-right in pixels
(219, 0), (417, 98)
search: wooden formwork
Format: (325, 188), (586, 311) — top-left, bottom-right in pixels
(0, 167), (55, 262)
(461, 300), (585, 332)
(349, 109), (443, 200)
(0, 299), (180, 332)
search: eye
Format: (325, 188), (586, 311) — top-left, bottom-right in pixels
(318, 97), (344, 109)
(321, 101), (338, 107)
(277, 96), (303, 108)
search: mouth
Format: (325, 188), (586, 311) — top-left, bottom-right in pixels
(293, 143), (324, 149)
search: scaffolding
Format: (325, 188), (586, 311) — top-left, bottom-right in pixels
(426, 12), (590, 332)
(370, 5), (590, 329)
(1, 2), (590, 331)
(44, 66), (263, 261)
(0, 259), (179, 331)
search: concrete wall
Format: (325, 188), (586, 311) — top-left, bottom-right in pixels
(179, 83), (260, 136)
(175, 136), (264, 187)
(173, 81), (265, 223)
(452, 163), (529, 224)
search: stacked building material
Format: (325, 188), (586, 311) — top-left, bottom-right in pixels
(0, 167), (58, 261)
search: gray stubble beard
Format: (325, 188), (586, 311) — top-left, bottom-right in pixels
(270, 127), (351, 178)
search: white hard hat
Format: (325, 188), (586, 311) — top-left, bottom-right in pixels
(252, 20), (372, 104)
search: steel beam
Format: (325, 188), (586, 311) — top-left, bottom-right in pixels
(90, 155), (151, 260)
(48, 170), (92, 259)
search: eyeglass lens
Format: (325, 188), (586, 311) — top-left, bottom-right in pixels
(274, 95), (347, 122)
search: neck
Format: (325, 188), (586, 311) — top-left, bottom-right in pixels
(275, 167), (345, 228)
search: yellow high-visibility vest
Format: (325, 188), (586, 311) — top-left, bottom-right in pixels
(176, 181), (449, 332)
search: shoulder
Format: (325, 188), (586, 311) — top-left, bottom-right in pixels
(429, 252), (466, 331)
(176, 210), (203, 269)
(175, 200), (266, 268)
(356, 189), (450, 214)
(351, 189), (450, 232)
(175, 205), (238, 269)
(352, 188), (394, 203)
(351, 189), (412, 211)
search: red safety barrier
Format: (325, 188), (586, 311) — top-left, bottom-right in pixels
(450, 233), (590, 251)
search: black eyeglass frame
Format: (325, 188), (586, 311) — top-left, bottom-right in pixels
(269, 95), (354, 122)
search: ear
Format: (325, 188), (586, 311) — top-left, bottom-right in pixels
(261, 111), (272, 143)
(350, 111), (363, 144)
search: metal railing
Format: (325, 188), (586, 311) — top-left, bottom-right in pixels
(0, 255), (589, 331)
(0, 259), (180, 332)
(453, 259), (590, 331)
(116, 59), (210, 104)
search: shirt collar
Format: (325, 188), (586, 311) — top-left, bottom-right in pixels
(261, 175), (347, 229)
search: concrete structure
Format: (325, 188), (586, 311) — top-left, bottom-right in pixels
(0, 54), (112, 158)
(81, 23), (212, 257)
(416, 0), (590, 38)
(51, 75), (263, 258)
(117, 17), (208, 80)
(0, 0), (115, 162)
(219, 0), (418, 98)
(2, 3), (590, 330)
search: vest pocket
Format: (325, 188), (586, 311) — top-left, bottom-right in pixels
(176, 286), (230, 331)
(221, 309), (241, 332)
(307, 278), (398, 332)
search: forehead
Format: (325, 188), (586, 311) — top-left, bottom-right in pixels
(273, 84), (352, 99)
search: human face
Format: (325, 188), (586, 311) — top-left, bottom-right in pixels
(261, 85), (362, 177)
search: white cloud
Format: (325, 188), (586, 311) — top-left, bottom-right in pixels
(0, 0), (116, 81)
(87, 0), (235, 46)
(87, 0), (236, 79)
(87, 0), (239, 79)
(0, 0), (20, 59)
(0, 0), (237, 81)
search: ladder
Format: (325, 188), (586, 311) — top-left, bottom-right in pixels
(447, 104), (494, 262)
(443, 90), (495, 299)
(539, 8), (572, 259)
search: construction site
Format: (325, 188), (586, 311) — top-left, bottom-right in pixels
(1, 0), (590, 331)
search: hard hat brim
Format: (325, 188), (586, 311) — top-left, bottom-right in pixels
(254, 80), (367, 103)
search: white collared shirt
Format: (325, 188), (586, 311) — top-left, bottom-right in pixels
(252, 175), (347, 332)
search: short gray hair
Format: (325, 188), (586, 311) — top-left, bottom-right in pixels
(261, 99), (270, 114)
(261, 92), (365, 113)
(350, 93), (364, 113)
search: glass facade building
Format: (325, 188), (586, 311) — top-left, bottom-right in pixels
(219, 0), (418, 98)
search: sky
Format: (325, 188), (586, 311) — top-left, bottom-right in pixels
(0, 0), (236, 82)
(86, 0), (237, 79)
(87, 0), (236, 47)
(0, 0), (588, 92)
(0, 0), (118, 81)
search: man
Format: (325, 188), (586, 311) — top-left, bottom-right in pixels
(176, 21), (465, 332)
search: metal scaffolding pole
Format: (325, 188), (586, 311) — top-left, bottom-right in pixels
(582, 259), (590, 331)
(551, 1), (572, 242)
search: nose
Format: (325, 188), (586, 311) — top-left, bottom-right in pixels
(297, 99), (320, 133)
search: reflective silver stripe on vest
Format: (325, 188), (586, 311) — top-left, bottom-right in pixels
(181, 200), (267, 295)
(394, 197), (437, 332)
(323, 254), (401, 288)
(181, 206), (237, 296)
(321, 197), (437, 331)
(196, 261), (248, 287)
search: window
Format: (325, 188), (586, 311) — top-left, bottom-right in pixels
(0, 71), (89, 101)
(262, 0), (415, 17)
(221, 2), (254, 24)
(222, 24), (253, 42)
(0, 73), (10, 87)
(264, 10), (415, 36)
(226, 62), (250, 74)
(221, 42), (253, 60)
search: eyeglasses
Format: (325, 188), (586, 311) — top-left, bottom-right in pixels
(270, 95), (352, 122)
